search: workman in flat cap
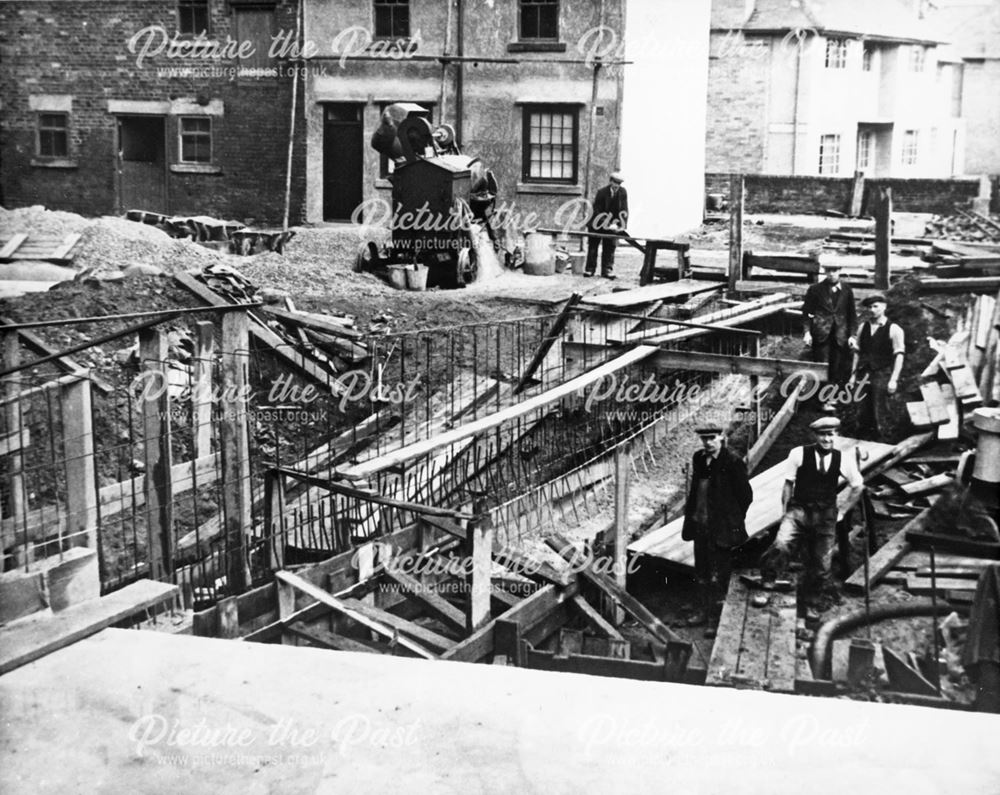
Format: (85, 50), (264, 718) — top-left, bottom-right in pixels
(585, 171), (628, 280)
(802, 262), (858, 386)
(761, 414), (863, 617)
(850, 293), (905, 440)
(681, 423), (753, 636)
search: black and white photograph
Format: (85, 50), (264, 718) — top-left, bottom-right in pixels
(1, 0), (999, 791)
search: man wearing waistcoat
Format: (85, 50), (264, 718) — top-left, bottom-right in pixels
(802, 263), (858, 386)
(761, 415), (863, 616)
(585, 171), (629, 279)
(850, 293), (905, 440)
(681, 424), (754, 637)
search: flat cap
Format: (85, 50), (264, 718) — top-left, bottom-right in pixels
(861, 292), (887, 306)
(695, 424), (724, 436)
(809, 416), (841, 431)
(822, 261), (844, 270)
(609, 171), (624, 184)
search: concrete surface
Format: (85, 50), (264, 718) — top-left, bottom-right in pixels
(2, 629), (999, 794)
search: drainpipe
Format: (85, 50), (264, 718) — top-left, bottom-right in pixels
(282, 0), (302, 231)
(439, 0), (454, 123)
(583, 0), (606, 200)
(791, 31), (803, 175)
(455, 0), (464, 145)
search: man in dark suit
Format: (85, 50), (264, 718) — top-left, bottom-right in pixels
(585, 171), (628, 279)
(681, 424), (754, 637)
(802, 263), (857, 386)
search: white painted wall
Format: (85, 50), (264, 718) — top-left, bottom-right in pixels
(620, 0), (710, 237)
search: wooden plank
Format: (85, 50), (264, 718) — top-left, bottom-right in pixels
(337, 346), (658, 481)
(938, 382), (961, 440)
(900, 473), (953, 496)
(905, 401), (942, 428)
(844, 507), (929, 592)
(98, 453), (220, 520)
(621, 294), (790, 344)
(192, 321), (214, 459)
(274, 570), (436, 659)
(1, 319), (113, 395)
(61, 377), (97, 550)
(917, 276), (1000, 293)
(50, 233), (82, 261)
(612, 444), (630, 625)
(570, 595), (626, 642)
(285, 624), (385, 654)
(512, 293), (581, 394)
(381, 567), (466, 633)
(905, 576), (978, 596)
(744, 251), (819, 276)
(706, 575), (749, 686)
(581, 279), (721, 309)
(848, 170), (865, 218)
(466, 512), (493, 632)
(646, 349), (826, 382)
(944, 363), (982, 405)
(906, 531), (1000, 559)
(0, 427), (29, 457)
(729, 175), (744, 291)
(522, 645), (672, 681)
(746, 376), (805, 473)
(0, 579), (179, 675)
(440, 582), (577, 663)
(912, 567), (984, 579)
(0, 233), (28, 259)
(874, 188), (891, 290)
(919, 382), (950, 425)
(261, 306), (363, 340)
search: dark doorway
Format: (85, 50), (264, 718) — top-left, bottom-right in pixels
(117, 116), (167, 213)
(323, 104), (363, 221)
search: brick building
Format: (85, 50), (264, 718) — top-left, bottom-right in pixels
(0, 0), (306, 224)
(706, 0), (967, 179)
(300, 0), (626, 228)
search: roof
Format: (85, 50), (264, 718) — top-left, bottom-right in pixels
(712, 0), (943, 43)
(926, 1), (1000, 58)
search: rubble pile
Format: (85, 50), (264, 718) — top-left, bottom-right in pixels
(924, 210), (1000, 243)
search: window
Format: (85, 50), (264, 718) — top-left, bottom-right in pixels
(520, 0), (558, 41)
(862, 43), (874, 72)
(902, 130), (919, 165)
(522, 105), (577, 183)
(825, 37), (847, 69)
(374, 0), (409, 39)
(857, 131), (874, 171)
(377, 102), (432, 177)
(233, 7), (275, 69)
(177, 0), (209, 36)
(910, 46), (925, 72)
(818, 134), (840, 175)
(37, 113), (68, 158)
(179, 117), (212, 163)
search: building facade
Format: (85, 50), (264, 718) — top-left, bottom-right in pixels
(706, 0), (967, 179)
(301, 0), (626, 228)
(0, 0), (306, 224)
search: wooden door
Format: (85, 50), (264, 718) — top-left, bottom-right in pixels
(117, 116), (167, 213)
(323, 104), (363, 221)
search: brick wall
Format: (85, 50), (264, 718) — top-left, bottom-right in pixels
(704, 32), (769, 174)
(706, 173), (983, 215)
(0, 0), (306, 224)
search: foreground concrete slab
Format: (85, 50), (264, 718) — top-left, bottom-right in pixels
(1, 629), (998, 794)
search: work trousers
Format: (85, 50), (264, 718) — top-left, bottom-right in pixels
(585, 234), (617, 276)
(856, 368), (891, 439)
(761, 503), (838, 602)
(692, 525), (733, 612)
(811, 334), (850, 387)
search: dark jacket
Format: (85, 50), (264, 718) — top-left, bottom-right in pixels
(802, 279), (857, 346)
(587, 185), (629, 233)
(681, 447), (753, 547)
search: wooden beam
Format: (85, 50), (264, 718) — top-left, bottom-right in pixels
(139, 329), (173, 580)
(582, 280), (722, 309)
(274, 570), (437, 659)
(571, 594), (626, 641)
(848, 170), (865, 218)
(646, 348), (827, 382)
(620, 295), (795, 345)
(337, 346), (658, 480)
(2, 330), (26, 558)
(844, 508), (929, 592)
(192, 320), (214, 459)
(286, 624), (388, 653)
(874, 187), (891, 291)
(917, 276), (1000, 293)
(612, 444), (630, 625)
(339, 598), (456, 652)
(220, 311), (252, 592)
(728, 174), (744, 291)
(746, 376), (806, 474)
(382, 566), (466, 633)
(0, 579), (178, 675)
(466, 509), (493, 632)
(61, 376), (97, 551)
(0, 233), (28, 259)
(0, 319), (113, 395)
(513, 293), (582, 394)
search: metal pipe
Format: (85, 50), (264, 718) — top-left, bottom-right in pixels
(0, 302), (262, 331)
(811, 600), (969, 680)
(791, 32), (804, 174)
(282, 0), (302, 231)
(455, 0), (464, 145)
(439, 0), (454, 122)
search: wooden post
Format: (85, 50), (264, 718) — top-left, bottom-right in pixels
(612, 443), (631, 625)
(220, 310), (252, 593)
(728, 174), (745, 292)
(749, 336), (762, 442)
(848, 170), (866, 217)
(874, 187), (892, 291)
(139, 328), (173, 581)
(2, 332), (26, 559)
(466, 500), (493, 633)
(276, 577), (296, 645)
(192, 320), (215, 459)
(218, 595), (239, 639)
(263, 469), (286, 572)
(61, 375), (97, 551)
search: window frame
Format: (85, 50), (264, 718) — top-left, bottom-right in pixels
(519, 0), (559, 42)
(910, 45), (925, 73)
(862, 43), (874, 72)
(521, 104), (579, 185)
(857, 130), (874, 171)
(901, 129), (919, 166)
(178, 116), (213, 165)
(824, 37), (848, 69)
(818, 133), (841, 175)
(36, 112), (69, 159)
(177, 0), (210, 37)
(373, 0), (410, 40)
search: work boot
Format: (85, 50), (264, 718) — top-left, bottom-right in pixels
(704, 627), (717, 639)
(804, 607), (821, 623)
